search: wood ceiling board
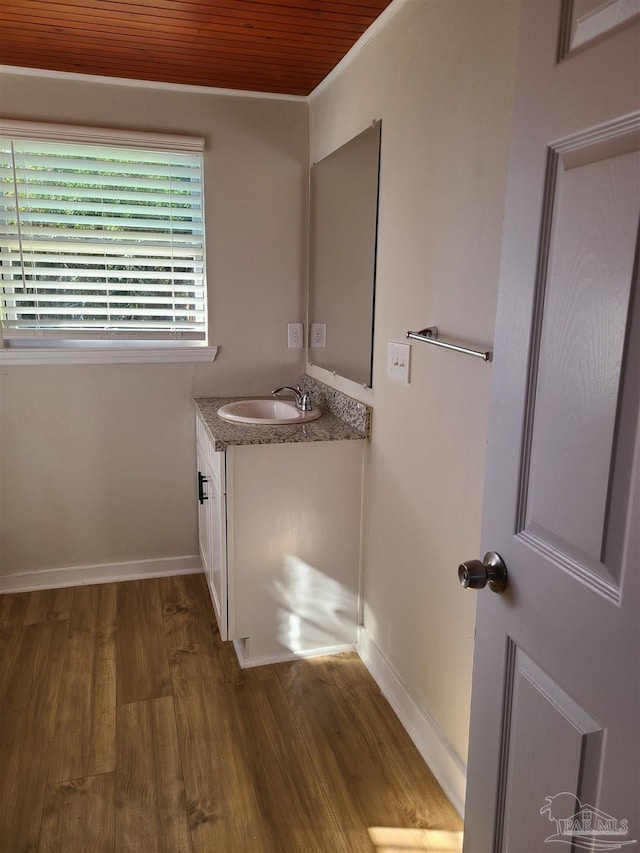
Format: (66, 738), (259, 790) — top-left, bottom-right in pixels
(0, 0), (394, 95)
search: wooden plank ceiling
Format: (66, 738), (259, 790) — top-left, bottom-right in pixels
(0, 0), (394, 97)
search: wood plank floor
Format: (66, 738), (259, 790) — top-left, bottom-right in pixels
(0, 574), (462, 852)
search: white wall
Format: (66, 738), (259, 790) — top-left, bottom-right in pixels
(308, 0), (520, 781)
(0, 72), (308, 575)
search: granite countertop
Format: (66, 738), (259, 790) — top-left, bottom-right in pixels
(194, 396), (368, 450)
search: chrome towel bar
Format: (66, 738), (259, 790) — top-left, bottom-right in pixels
(406, 326), (493, 363)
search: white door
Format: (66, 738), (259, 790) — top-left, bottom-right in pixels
(463, 2), (640, 851)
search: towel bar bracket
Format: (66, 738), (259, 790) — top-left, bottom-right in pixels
(417, 325), (438, 340)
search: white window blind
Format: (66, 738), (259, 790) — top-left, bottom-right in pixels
(0, 122), (206, 345)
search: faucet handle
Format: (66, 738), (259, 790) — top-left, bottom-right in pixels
(299, 391), (312, 412)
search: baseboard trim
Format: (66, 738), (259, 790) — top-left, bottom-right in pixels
(0, 554), (203, 593)
(357, 626), (466, 818)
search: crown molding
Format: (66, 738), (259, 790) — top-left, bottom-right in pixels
(0, 64), (307, 103)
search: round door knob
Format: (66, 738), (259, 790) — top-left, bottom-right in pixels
(458, 551), (508, 594)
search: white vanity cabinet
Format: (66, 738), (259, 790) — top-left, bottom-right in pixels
(195, 409), (365, 666)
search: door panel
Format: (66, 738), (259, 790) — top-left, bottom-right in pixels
(463, 2), (639, 850)
(520, 123), (639, 592)
(499, 644), (605, 852)
(563, 0), (640, 54)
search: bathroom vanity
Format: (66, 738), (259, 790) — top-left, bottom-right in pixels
(194, 381), (370, 667)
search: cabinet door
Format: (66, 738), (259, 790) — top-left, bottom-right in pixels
(196, 424), (228, 641)
(196, 442), (213, 581)
(208, 456), (228, 641)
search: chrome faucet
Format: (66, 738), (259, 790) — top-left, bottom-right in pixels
(272, 385), (313, 412)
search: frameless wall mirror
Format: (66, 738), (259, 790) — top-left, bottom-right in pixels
(308, 120), (381, 387)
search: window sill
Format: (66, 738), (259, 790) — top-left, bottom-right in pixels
(0, 345), (219, 366)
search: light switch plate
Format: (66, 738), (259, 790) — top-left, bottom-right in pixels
(387, 341), (411, 383)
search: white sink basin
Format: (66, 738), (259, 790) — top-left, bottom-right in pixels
(217, 399), (322, 425)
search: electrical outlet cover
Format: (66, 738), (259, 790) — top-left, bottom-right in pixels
(310, 323), (326, 348)
(287, 322), (304, 348)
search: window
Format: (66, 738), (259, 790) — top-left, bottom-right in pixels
(0, 121), (214, 363)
